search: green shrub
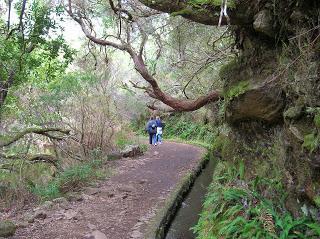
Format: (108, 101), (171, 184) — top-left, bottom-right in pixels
(32, 181), (61, 200)
(31, 159), (107, 200)
(0, 160), (57, 208)
(163, 113), (216, 145)
(114, 130), (134, 149)
(314, 196), (320, 208)
(314, 113), (320, 128)
(302, 133), (319, 153)
(139, 144), (148, 153)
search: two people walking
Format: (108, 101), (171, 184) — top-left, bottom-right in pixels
(146, 116), (164, 146)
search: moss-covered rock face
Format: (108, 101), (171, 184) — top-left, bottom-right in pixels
(225, 86), (285, 124)
(0, 221), (16, 237)
(253, 9), (275, 37)
(284, 106), (304, 120)
(215, 0), (320, 219)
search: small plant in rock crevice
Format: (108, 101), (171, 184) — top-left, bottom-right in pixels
(302, 133), (319, 153)
(187, 0), (237, 9)
(224, 80), (250, 101)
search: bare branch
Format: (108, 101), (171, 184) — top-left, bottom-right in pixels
(19, 0), (27, 31)
(130, 52), (222, 111)
(147, 103), (175, 113)
(137, 0), (248, 26)
(129, 80), (148, 90)
(28, 154), (59, 167)
(0, 127), (71, 147)
(66, 0), (127, 51)
(6, 0), (27, 38)
(136, 21), (148, 56)
(108, 0), (133, 22)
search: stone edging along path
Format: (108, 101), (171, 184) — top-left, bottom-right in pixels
(144, 147), (210, 239)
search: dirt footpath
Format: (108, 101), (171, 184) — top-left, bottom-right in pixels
(10, 142), (204, 239)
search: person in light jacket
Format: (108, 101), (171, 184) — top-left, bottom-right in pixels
(155, 116), (164, 144)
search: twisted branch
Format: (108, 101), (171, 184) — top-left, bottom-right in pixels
(66, 0), (222, 111)
(0, 127), (70, 147)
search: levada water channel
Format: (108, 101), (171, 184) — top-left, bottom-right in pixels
(165, 159), (216, 239)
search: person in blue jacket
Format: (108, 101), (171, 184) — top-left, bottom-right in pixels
(146, 116), (157, 145)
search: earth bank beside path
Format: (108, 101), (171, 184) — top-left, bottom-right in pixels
(9, 142), (204, 239)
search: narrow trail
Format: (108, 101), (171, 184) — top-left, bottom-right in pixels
(11, 142), (204, 239)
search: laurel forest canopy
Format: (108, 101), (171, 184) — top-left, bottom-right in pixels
(65, 0), (235, 112)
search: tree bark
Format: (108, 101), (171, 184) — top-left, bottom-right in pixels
(28, 154), (59, 167)
(0, 127), (70, 147)
(129, 52), (221, 111)
(0, 70), (15, 109)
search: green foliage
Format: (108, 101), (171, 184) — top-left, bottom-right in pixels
(163, 113), (216, 144)
(305, 107), (320, 128)
(212, 134), (230, 152)
(302, 133), (319, 153)
(0, 152), (110, 206)
(139, 144), (148, 153)
(314, 113), (320, 128)
(187, 0), (236, 9)
(314, 196), (320, 208)
(0, 0), (74, 117)
(31, 159), (109, 200)
(0, 159), (56, 208)
(171, 8), (194, 17)
(193, 162), (320, 239)
(114, 130), (135, 150)
(219, 58), (238, 80)
(224, 81), (250, 101)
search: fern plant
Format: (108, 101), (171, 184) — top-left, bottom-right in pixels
(193, 162), (320, 239)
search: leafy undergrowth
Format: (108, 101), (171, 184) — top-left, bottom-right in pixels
(164, 114), (216, 144)
(114, 129), (136, 149)
(0, 160), (55, 209)
(30, 159), (111, 201)
(115, 127), (148, 152)
(193, 162), (320, 239)
(0, 152), (112, 209)
(1, 127), (145, 209)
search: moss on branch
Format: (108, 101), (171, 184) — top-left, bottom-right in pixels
(0, 127), (70, 147)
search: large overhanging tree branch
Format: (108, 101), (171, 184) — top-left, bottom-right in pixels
(0, 127), (70, 147)
(66, 0), (221, 112)
(137, 0), (255, 26)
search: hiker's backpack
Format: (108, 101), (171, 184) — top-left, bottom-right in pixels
(150, 123), (157, 133)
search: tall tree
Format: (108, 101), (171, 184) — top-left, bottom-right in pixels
(65, 0), (227, 112)
(0, 0), (73, 117)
